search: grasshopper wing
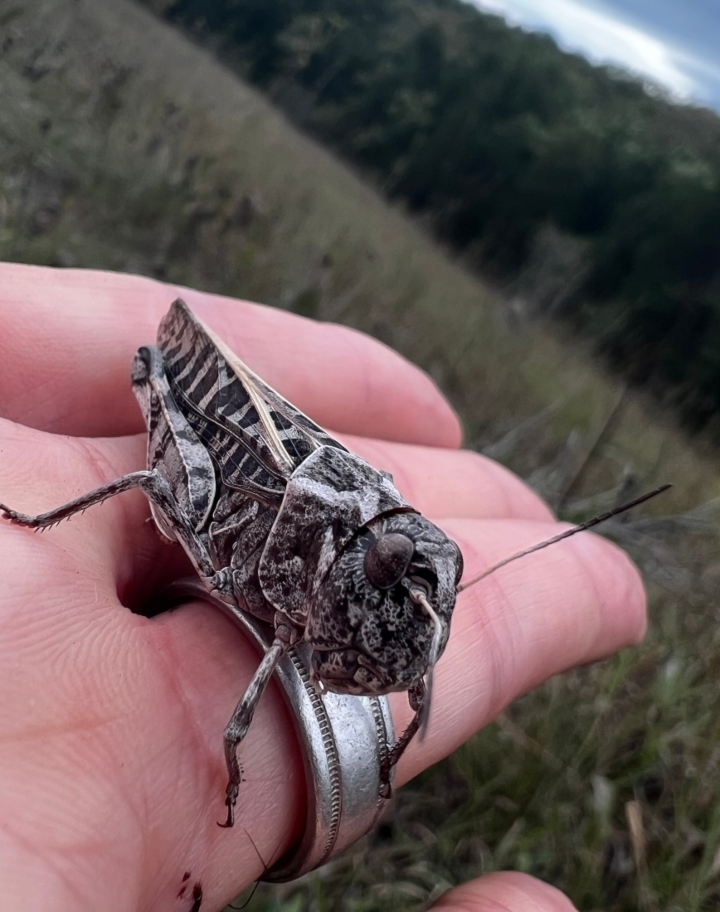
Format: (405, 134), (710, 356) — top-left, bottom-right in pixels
(157, 300), (346, 501)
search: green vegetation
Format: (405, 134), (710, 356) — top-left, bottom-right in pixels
(149, 0), (720, 438)
(2, 0), (720, 908)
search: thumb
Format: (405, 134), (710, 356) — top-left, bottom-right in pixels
(433, 872), (578, 911)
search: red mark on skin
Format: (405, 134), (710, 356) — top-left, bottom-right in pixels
(190, 882), (203, 912)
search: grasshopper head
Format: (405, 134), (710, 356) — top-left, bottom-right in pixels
(306, 514), (462, 696)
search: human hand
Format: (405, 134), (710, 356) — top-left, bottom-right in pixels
(0, 264), (646, 911)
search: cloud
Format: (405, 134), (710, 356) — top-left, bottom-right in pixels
(469, 0), (702, 99)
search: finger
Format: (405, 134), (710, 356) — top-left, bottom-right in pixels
(342, 433), (553, 521)
(389, 517), (647, 784)
(433, 872), (577, 911)
(0, 423), (551, 611)
(0, 263), (461, 447)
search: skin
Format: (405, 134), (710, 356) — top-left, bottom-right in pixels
(0, 264), (647, 912)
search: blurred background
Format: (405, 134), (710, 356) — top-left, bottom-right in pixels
(2, 0), (720, 908)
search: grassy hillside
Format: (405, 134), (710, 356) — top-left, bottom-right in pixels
(2, 0), (720, 908)
(152, 0), (720, 437)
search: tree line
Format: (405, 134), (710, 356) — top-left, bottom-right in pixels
(146, 0), (720, 435)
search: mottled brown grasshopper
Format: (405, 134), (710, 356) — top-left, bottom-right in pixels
(0, 300), (463, 826)
(0, 301), (669, 829)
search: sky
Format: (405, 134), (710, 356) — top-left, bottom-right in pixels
(469, 0), (720, 109)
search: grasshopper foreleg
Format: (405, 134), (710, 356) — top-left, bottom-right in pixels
(378, 678), (426, 799)
(220, 638), (288, 828)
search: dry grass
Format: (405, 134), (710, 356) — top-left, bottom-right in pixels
(2, 0), (720, 908)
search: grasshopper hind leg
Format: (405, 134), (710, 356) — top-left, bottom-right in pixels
(0, 470), (230, 597)
(1, 471), (158, 531)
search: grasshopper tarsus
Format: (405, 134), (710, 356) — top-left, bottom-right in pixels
(218, 801), (236, 829)
(219, 776), (240, 828)
(0, 505), (56, 530)
(0, 504), (29, 525)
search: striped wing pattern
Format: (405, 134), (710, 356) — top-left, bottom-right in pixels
(157, 300), (346, 500)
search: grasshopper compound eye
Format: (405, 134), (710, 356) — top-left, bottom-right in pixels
(364, 532), (414, 589)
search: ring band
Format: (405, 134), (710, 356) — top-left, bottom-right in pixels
(159, 581), (395, 881)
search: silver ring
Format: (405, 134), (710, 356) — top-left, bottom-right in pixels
(159, 582), (395, 881)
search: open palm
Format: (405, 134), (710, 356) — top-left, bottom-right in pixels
(0, 264), (645, 911)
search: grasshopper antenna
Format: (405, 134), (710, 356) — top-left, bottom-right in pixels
(226, 828), (275, 909)
(457, 483), (672, 594)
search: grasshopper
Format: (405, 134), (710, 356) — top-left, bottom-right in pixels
(1, 300), (463, 827)
(0, 300), (669, 828)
